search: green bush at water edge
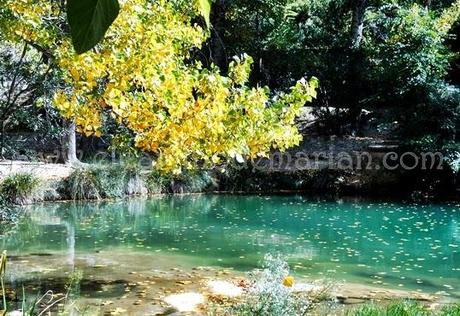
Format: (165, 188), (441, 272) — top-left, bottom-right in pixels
(65, 163), (216, 200)
(66, 164), (142, 200)
(0, 173), (41, 205)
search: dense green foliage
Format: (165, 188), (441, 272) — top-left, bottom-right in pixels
(211, 0), (460, 167)
(0, 44), (65, 159)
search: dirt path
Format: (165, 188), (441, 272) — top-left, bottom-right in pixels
(0, 160), (74, 181)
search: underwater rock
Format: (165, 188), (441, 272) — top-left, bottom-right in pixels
(163, 292), (205, 312)
(207, 280), (243, 298)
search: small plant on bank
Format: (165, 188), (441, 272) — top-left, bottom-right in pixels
(439, 304), (460, 316)
(0, 173), (41, 205)
(145, 170), (167, 194)
(228, 254), (312, 316)
(66, 167), (101, 200)
(146, 169), (217, 194)
(169, 170), (217, 193)
(123, 163), (148, 196)
(66, 164), (220, 200)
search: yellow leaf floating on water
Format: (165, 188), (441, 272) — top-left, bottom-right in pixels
(283, 275), (294, 287)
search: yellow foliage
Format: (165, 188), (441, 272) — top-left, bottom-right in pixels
(436, 0), (460, 35)
(1, 0), (318, 173)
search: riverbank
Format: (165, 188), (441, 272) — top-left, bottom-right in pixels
(2, 249), (454, 315)
(0, 153), (458, 207)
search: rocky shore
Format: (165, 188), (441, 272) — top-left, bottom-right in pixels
(2, 250), (451, 315)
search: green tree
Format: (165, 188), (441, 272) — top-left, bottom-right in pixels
(0, 43), (68, 160)
(215, 0), (460, 156)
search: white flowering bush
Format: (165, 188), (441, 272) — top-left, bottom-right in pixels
(229, 254), (311, 316)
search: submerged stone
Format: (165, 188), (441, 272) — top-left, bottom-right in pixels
(208, 280), (243, 297)
(163, 292), (205, 312)
(207, 280), (243, 297)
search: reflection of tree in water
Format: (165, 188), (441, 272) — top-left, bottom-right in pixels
(2, 197), (460, 289)
(1, 196), (223, 252)
(450, 219), (459, 242)
(0, 211), (40, 250)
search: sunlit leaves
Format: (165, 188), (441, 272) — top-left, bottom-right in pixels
(67, 0), (210, 53)
(199, 0), (212, 28)
(2, 0), (317, 173)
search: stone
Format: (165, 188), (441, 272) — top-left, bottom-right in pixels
(163, 292), (205, 312)
(176, 280), (192, 285)
(207, 280), (243, 297)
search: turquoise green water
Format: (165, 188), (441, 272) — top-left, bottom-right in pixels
(1, 195), (459, 297)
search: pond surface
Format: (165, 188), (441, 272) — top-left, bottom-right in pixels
(1, 195), (459, 299)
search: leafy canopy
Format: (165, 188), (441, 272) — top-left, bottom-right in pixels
(66, 0), (211, 54)
(2, 0), (317, 173)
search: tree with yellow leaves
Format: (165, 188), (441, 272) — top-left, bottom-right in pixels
(1, 0), (317, 173)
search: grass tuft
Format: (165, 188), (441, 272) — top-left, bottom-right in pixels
(65, 164), (218, 200)
(0, 173), (41, 205)
(439, 304), (460, 316)
(349, 301), (460, 316)
(66, 167), (101, 200)
(66, 163), (150, 200)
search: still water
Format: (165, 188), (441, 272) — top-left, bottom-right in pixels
(1, 195), (459, 297)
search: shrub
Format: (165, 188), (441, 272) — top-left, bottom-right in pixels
(67, 165), (126, 200)
(66, 163), (150, 200)
(66, 164), (219, 200)
(91, 164), (126, 198)
(228, 254), (312, 316)
(66, 167), (101, 200)
(168, 170), (217, 193)
(0, 173), (41, 204)
(123, 163), (148, 196)
(145, 170), (167, 194)
(145, 169), (216, 194)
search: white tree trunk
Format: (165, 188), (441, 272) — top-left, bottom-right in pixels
(350, 0), (367, 49)
(64, 120), (79, 164)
